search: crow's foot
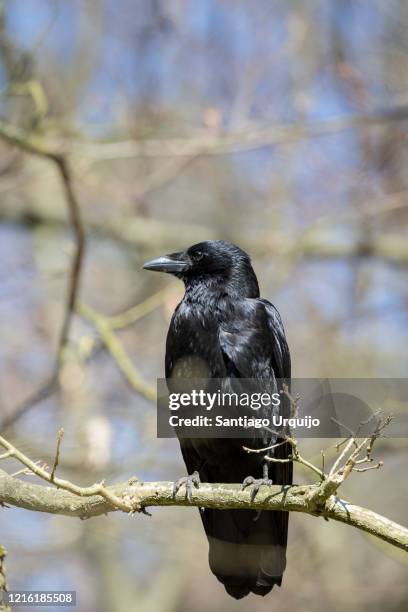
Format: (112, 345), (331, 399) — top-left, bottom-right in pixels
(173, 471), (200, 501)
(241, 475), (273, 502)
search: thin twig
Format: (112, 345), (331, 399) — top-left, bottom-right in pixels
(50, 428), (64, 482)
(244, 436), (325, 481)
(0, 434), (139, 513)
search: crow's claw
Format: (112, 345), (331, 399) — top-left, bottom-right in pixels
(173, 470), (200, 501)
(242, 476), (274, 502)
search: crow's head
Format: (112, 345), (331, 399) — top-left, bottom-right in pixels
(143, 240), (259, 297)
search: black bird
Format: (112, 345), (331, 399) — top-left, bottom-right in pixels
(143, 240), (292, 599)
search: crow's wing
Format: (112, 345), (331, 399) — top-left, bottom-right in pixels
(199, 297), (292, 598)
(219, 298), (290, 382)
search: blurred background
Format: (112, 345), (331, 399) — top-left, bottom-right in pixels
(0, 1), (407, 611)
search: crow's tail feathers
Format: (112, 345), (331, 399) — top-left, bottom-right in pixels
(202, 508), (288, 599)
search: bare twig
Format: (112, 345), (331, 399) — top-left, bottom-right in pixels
(11, 460), (49, 478)
(281, 383), (300, 419)
(244, 412), (392, 512)
(0, 435), (140, 513)
(50, 428), (64, 482)
(243, 436), (325, 481)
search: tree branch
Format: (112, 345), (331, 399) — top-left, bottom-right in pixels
(0, 421), (407, 552)
(0, 121), (86, 430)
(24, 105), (408, 159)
(76, 302), (156, 402)
(1, 196), (408, 264)
(0, 469), (407, 552)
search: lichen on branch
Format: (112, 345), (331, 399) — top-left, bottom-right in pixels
(0, 426), (407, 554)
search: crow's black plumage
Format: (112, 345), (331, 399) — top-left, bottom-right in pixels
(143, 240), (292, 599)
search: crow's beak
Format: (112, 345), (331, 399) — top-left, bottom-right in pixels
(142, 252), (189, 274)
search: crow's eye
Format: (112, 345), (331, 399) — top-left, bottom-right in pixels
(193, 251), (204, 262)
